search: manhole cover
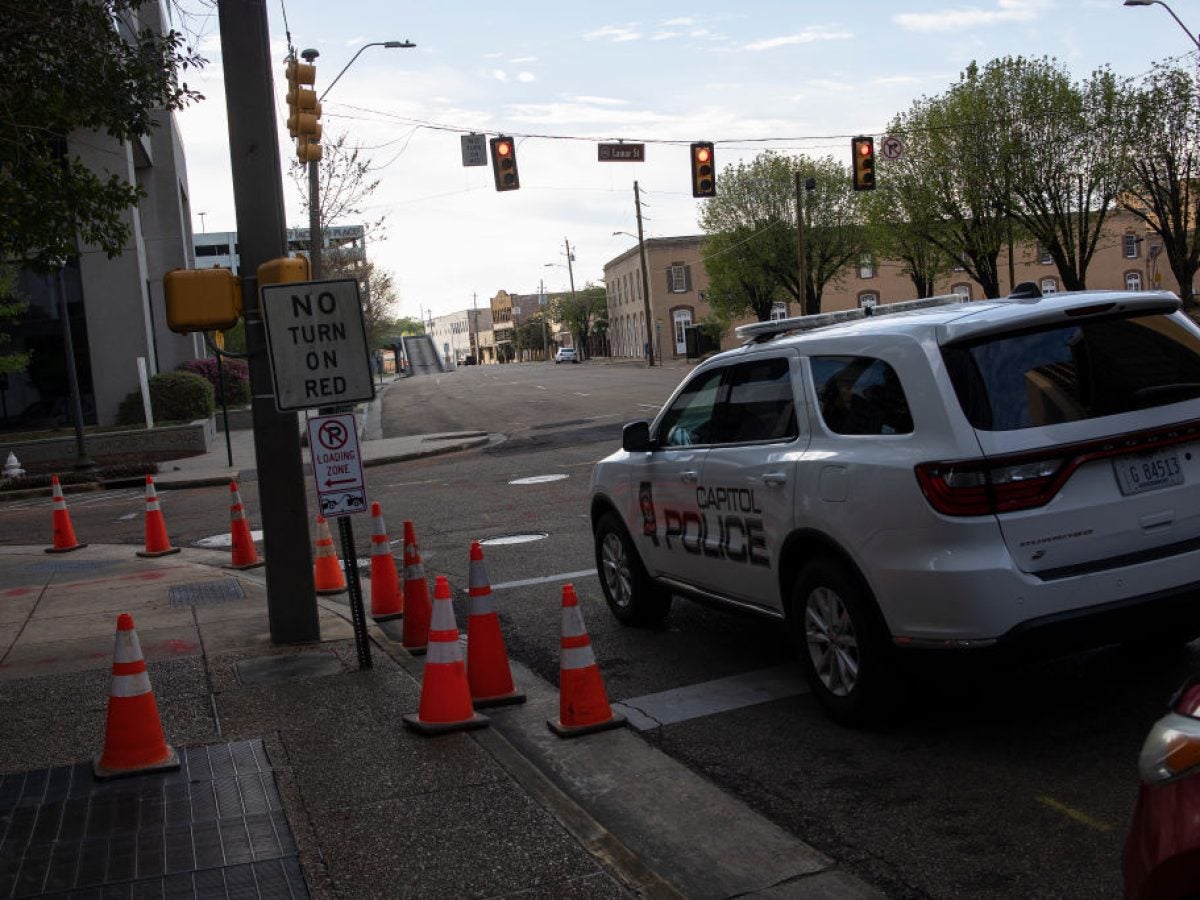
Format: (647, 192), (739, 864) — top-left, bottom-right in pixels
(479, 533), (548, 546)
(508, 474), (569, 485)
(168, 579), (246, 608)
(194, 530), (264, 549)
(235, 652), (344, 686)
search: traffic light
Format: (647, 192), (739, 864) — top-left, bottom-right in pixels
(286, 58), (322, 162)
(852, 136), (875, 191)
(690, 141), (716, 197)
(490, 135), (519, 191)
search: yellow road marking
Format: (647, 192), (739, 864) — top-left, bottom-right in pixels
(1035, 795), (1113, 832)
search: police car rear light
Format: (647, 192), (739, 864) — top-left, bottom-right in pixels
(915, 457), (1067, 516)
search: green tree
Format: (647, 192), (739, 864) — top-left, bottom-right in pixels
(551, 284), (606, 359)
(0, 266), (30, 376)
(699, 152), (866, 318)
(1122, 61), (1200, 308)
(323, 254), (401, 348)
(0, 2), (204, 271)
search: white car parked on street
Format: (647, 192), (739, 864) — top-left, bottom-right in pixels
(590, 288), (1200, 724)
(555, 347), (579, 364)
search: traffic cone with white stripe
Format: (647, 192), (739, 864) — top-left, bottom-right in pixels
(548, 583), (625, 738)
(226, 481), (264, 570)
(369, 503), (403, 622)
(46, 475), (86, 553)
(137, 475), (180, 558)
(402, 575), (489, 735)
(466, 541), (525, 708)
(313, 515), (347, 595)
(401, 520), (432, 655)
(93, 613), (180, 779)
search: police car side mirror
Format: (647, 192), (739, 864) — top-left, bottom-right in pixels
(622, 420), (652, 453)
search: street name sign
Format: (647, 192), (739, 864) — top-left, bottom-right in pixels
(260, 278), (375, 412)
(597, 143), (645, 162)
(306, 412), (368, 517)
(461, 133), (487, 166)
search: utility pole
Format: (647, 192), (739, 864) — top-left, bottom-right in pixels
(539, 278), (548, 358)
(634, 181), (655, 366)
(302, 48), (322, 279)
(217, 0), (319, 642)
(794, 171), (807, 316)
(471, 291), (478, 362)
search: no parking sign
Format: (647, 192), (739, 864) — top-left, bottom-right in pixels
(306, 412), (367, 517)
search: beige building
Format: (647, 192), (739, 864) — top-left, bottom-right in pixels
(603, 209), (1190, 358)
(428, 307), (492, 366)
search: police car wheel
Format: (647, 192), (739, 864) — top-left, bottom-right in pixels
(594, 511), (671, 626)
(792, 561), (894, 726)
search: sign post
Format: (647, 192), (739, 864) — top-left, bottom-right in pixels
(261, 277), (375, 667)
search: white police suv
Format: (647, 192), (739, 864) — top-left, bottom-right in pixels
(590, 288), (1200, 724)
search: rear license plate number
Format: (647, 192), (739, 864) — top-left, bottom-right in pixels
(1113, 449), (1185, 496)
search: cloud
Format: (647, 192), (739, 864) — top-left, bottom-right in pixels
(491, 69), (507, 82)
(570, 95), (630, 106)
(661, 17), (694, 26)
(517, 71), (536, 83)
(584, 24), (641, 42)
(893, 0), (1050, 32)
(742, 27), (853, 51)
(651, 31), (681, 41)
(510, 56), (537, 63)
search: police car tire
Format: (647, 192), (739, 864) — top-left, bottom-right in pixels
(594, 511), (672, 626)
(792, 560), (895, 727)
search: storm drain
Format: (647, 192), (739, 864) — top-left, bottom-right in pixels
(22, 560), (116, 575)
(168, 580), (245, 609)
(0, 739), (307, 898)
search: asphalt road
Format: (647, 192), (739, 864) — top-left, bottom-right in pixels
(1, 359), (1189, 898)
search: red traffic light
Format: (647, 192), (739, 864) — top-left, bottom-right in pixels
(690, 141), (716, 198)
(695, 146), (711, 164)
(495, 140), (512, 157)
(489, 135), (520, 191)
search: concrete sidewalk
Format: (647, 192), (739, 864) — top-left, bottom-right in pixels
(0, 374), (880, 898)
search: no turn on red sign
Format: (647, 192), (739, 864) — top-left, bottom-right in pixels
(306, 412), (368, 517)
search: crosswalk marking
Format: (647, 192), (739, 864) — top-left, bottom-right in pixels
(491, 569), (597, 591)
(614, 664), (808, 731)
(1, 487), (145, 512)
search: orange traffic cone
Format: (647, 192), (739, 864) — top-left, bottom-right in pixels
(401, 520), (432, 655)
(466, 541), (525, 708)
(313, 515), (347, 595)
(137, 475), (180, 558)
(547, 584), (625, 738)
(369, 502), (403, 622)
(227, 481), (264, 570)
(403, 575), (489, 735)
(93, 613), (180, 779)
(46, 475), (86, 554)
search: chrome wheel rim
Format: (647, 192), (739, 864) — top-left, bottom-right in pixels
(600, 531), (633, 610)
(805, 586), (859, 697)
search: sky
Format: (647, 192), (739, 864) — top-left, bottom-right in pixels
(174, 0), (1194, 321)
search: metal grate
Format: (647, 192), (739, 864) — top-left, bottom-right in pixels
(22, 561), (116, 575)
(167, 580), (246, 609)
(0, 740), (307, 899)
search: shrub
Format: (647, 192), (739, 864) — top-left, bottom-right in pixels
(178, 357), (250, 406)
(117, 371), (215, 426)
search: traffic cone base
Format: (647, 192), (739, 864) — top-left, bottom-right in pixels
(136, 546), (181, 559)
(225, 556), (265, 571)
(47, 475), (85, 553)
(404, 575), (490, 736)
(93, 613), (180, 780)
(547, 708), (626, 738)
(465, 540), (525, 709)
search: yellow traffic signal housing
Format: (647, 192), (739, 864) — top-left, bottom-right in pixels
(852, 136), (876, 191)
(690, 142), (716, 197)
(297, 139), (323, 162)
(285, 56), (322, 162)
(163, 267), (242, 334)
(490, 135), (520, 191)
(258, 255), (311, 285)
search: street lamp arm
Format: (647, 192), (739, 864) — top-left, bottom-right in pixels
(1124, 0), (1200, 51)
(320, 40), (416, 102)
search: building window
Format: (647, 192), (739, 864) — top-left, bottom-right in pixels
(858, 257), (875, 279)
(769, 302), (788, 321)
(953, 253), (967, 272)
(1040, 278), (1058, 295)
(668, 264), (689, 293)
(1124, 233), (1141, 259)
(858, 293), (878, 310)
(1126, 271), (1142, 291)
(1038, 243), (1052, 265)
(952, 283), (972, 301)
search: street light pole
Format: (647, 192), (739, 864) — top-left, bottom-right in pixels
(304, 40), (415, 280)
(634, 181), (655, 366)
(1124, 0), (1200, 50)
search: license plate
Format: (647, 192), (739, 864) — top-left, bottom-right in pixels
(1113, 449), (1185, 496)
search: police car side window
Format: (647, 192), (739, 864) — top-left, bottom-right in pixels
(657, 367), (726, 446)
(811, 356), (913, 436)
(714, 357), (797, 444)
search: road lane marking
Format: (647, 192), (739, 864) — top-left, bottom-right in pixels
(614, 664), (808, 731)
(382, 479), (441, 488)
(1034, 796), (1113, 832)
(491, 569), (597, 591)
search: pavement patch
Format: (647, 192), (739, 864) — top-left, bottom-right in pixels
(613, 664), (808, 731)
(235, 652), (346, 687)
(168, 579), (246, 608)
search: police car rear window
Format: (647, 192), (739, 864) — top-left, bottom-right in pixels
(943, 313), (1200, 431)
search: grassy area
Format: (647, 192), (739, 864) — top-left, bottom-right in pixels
(0, 421), (194, 443)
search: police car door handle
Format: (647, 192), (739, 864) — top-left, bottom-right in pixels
(761, 472), (788, 486)
(680, 470), (699, 483)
